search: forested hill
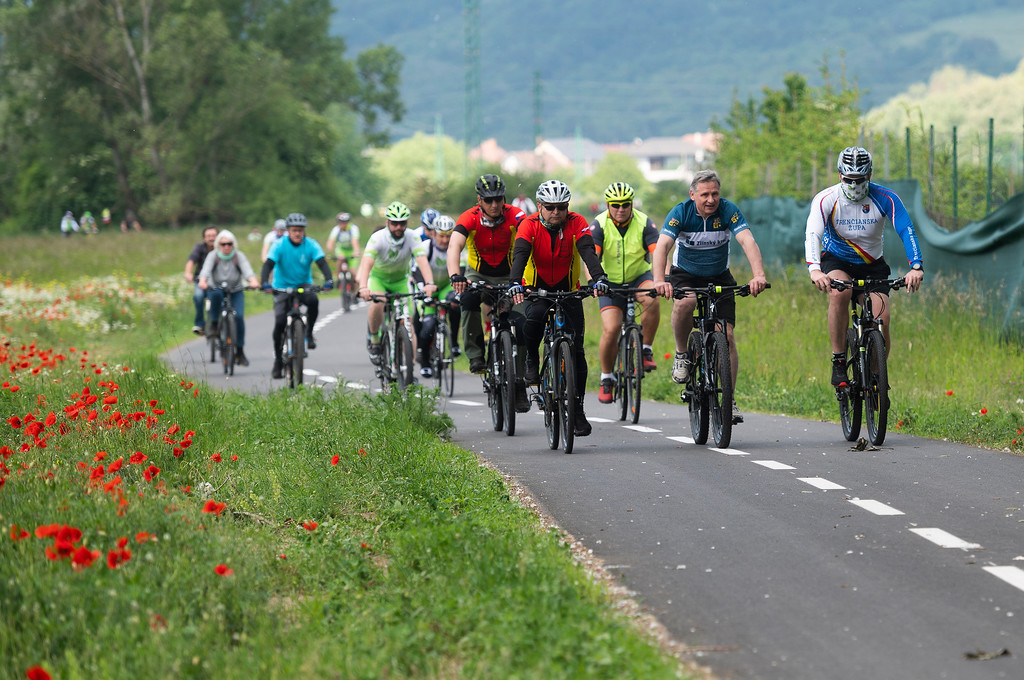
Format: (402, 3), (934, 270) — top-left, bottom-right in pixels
(332, 0), (1024, 147)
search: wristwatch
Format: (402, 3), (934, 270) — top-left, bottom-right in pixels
(911, 263), (923, 272)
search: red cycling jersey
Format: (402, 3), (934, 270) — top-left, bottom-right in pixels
(454, 204), (525, 277)
(511, 212), (604, 291)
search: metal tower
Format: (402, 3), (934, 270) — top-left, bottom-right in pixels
(463, 0), (481, 172)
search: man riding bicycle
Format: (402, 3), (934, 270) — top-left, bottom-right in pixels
(260, 213), (334, 379)
(805, 146), (924, 387)
(448, 174), (526, 374)
(356, 201), (436, 367)
(325, 212), (362, 289)
(411, 215), (461, 377)
(652, 169), (768, 425)
(508, 179), (609, 438)
(587, 182), (662, 404)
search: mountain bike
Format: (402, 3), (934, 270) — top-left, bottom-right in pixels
(337, 256), (356, 312)
(368, 292), (417, 393)
(466, 282), (520, 436)
(609, 287), (659, 424)
(271, 285), (322, 389)
(210, 282), (252, 376)
(830, 277), (905, 446)
(674, 283), (768, 449)
(419, 295), (457, 397)
(527, 289), (591, 454)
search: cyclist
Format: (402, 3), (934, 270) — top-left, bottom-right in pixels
(448, 173), (526, 374)
(652, 169), (768, 425)
(198, 229), (259, 366)
(261, 218), (286, 262)
(587, 182), (662, 404)
(325, 212), (362, 298)
(508, 179), (609, 438)
(805, 146), (924, 387)
(260, 213), (334, 379)
(411, 208), (439, 242)
(356, 201), (436, 367)
(411, 215), (461, 377)
(185, 225), (218, 335)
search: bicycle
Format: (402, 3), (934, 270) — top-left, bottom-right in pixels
(271, 285), (322, 389)
(419, 295), (457, 397)
(674, 283), (768, 449)
(210, 282), (252, 376)
(829, 277), (906, 446)
(337, 256), (357, 312)
(526, 289), (592, 454)
(608, 287), (659, 424)
(465, 282), (520, 436)
(368, 292), (418, 393)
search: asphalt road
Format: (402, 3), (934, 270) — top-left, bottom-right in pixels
(165, 294), (1024, 680)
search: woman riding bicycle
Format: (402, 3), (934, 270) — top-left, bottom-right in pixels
(508, 180), (609, 438)
(198, 229), (259, 366)
(412, 215), (461, 377)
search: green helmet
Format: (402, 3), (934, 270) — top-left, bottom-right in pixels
(385, 201), (411, 221)
(604, 182), (635, 203)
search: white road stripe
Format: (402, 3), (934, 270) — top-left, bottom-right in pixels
(752, 460), (796, 470)
(798, 477), (846, 490)
(666, 436), (694, 444)
(589, 416), (615, 423)
(984, 566), (1024, 593)
(624, 425), (661, 433)
(450, 399), (483, 406)
(909, 527), (982, 549)
(317, 375), (338, 383)
(711, 447), (749, 456)
(848, 498), (905, 515)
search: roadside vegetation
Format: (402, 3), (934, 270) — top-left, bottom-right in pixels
(1, 232), (689, 678)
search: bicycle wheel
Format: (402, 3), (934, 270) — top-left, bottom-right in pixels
(500, 330), (517, 437)
(625, 326), (643, 424)
(207, 323), (218, 363)
(556, 339), (577, 454)
(395, 323), (415, 391)
(686, 331), (709, 445)
(340, 271), (352, 312)
(378, 328), (393, 393)
(221, 314), (236, 376)
(488, 338), (504, 432)
(839, 328), (862, 442)
(864, 329), (889, 446)
(707, 331), (733, 449)
(289, 317), (304, 388)
(615, 332), (628, 421)
(543, 354), (558, 450)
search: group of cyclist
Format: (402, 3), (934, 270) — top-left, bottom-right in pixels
(185, 144), (924, 441)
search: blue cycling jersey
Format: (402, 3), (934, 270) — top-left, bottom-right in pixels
(660, 198), (749, 277)
(267, 237), (326, 287)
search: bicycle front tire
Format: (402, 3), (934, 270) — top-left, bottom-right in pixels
(864, 329), (889, 446)
(625, 326), (643, 424)
(839, 328), (862, 441)
(500, 330), (517, 437)
(395, 323), (415, 391)
(289, 317), (304, 388)
(378, 328), (393, 393)
(222, 314), (237, 376)
(708, 331), (733, 449)
(686, 331), (709, 445)
(556, 339), (576, 454)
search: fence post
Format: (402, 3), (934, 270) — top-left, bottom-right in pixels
(928, 125), (935, 211)
(952, 125), (958, 227)
(987, 117), (994, 214)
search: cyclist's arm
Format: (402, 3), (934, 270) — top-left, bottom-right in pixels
(259, 259), (275, 288)
(651, 233), (675, 297)
(314, 256), (333, 284)
(414, 254), (436, 294)
(734, 230), (768, 296)
(804, 194), (832, 291)
(447, 231), (468, 291)
(355, 251), (375, 298)
(351, 226), (363, 258)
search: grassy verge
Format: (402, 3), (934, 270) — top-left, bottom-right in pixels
(1, 237), (688, 678)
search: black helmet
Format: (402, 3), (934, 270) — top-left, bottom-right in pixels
(285, 212), (307, 228)
(475, 173), (505, 199)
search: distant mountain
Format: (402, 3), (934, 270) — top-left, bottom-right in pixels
(332, 0), (1024, 148)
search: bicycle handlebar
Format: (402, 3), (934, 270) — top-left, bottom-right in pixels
(268, 285), (324, 295)
(672, 282), (771, 299)
(829, 277), (906, 292)
(523, 288), (593, 301)
(367, 291), (420, 303)
(605, 286), (660, 300)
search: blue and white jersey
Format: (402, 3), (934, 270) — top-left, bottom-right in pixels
(805, 182), (922, 270)
(661, 198), (749, 277)
(267, 237), (326, 288)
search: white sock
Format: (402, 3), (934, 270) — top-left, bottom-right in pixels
(600, 372), (615, 382)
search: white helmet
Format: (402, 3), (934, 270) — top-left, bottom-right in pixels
(536, 180), (571, 205)
(837, 147), (872, 202)
(273, 218), (286, 232)
(432, 215), (455, 233)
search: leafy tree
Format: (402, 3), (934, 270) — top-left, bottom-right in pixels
(577, 152), (653, 210)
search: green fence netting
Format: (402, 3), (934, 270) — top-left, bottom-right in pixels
(739, 180), (1024, 339)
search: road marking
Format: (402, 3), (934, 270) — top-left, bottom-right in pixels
(589, 416), (615, 423)
(624, 425), (661, 433)
(798, 477), (846, 490)
(302, 369), (319, 377)
(984, 566), (1024, 593)
(450, 399), (482, 406)
(317, 375), (338, 383)
(346, 381), (369, 390)
(666, 436), (694, 444)
(752, 460), (796, 470)
(847, 498), (904, 515)
(909, 527), (982, 549)
(711, 447), (749, 456)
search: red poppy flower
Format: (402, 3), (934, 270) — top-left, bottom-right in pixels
(9, 525), (30, 541)
(980, 408), (988, 415)
(358, 448), (367, 458)
(102, 395), (117, 405)
(129, 452), (148, 464)
(103, 476), (122, 494)
(143, 465), (161, 481)
(202, 500), (227, 516)
(35, 524), (60, 539)
(135, 532), (154, 543)
(25, 666), (51, 680)
(331, 454), (340, 466)
(210, 453), (222, 462)
(56, 525), (83, 544)
(302, 521), (318, 531)
(44, 412), (56, 426)
(71, 546), (101, 568)
(214, 564), (233, 576)
(7, 415), (21, 428)
(107, 457), (123, 473)
(946, 390), (954, 396)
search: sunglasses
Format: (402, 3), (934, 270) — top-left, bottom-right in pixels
(608, 201), (632, 209)
(219, 242), (234, 246)
(541, 203), (569, 212)
(480, 196), (504, 204)
(841, 176), (868, 186)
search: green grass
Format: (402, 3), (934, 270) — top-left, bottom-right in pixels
(1, 231), (688, 679)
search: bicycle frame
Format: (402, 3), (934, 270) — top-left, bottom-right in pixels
(369, 292), (417, 392)
(272, 286), (321, 389)
(608, 287), (658, 423)
(464, 282), (519, 435)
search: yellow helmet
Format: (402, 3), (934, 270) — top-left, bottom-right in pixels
(604, 182), (635, 203)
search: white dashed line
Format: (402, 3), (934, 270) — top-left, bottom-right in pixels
(909, 528), (982, 549)
(450, 399), (483, 406)
(589, 416), (615, 423)
(623, 425), (661, 433)
(752, 460), (797, 470)
(666, 436), (695, 444)
(984, 566), (1024, 593)
(798, 477), (846, 490)
(848, 498), (905, 515)
(711, 447), (749, 456)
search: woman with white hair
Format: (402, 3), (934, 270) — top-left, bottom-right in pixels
(199, 229), (260, 366)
